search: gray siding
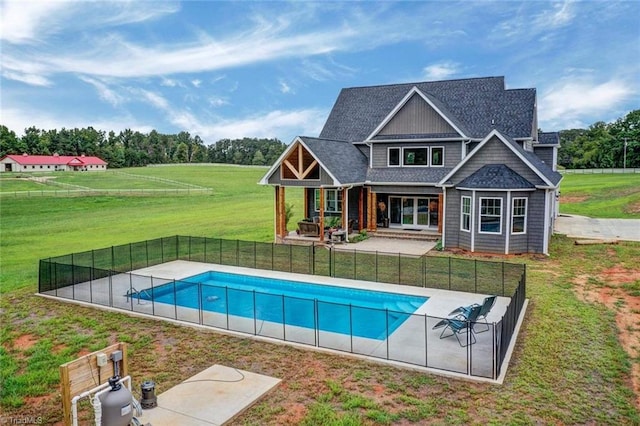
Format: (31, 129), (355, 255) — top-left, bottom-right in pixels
(371, 142), (463, 168)
(370, 186), (440, 195)
(379, 93), (457, 135)
(444, 188), (547, 254)
(450, 136), (546, 186)
(533, 146), (554, 167)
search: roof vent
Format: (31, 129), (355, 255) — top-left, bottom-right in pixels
(53, 153), (59, 157)
(491, 119), (495, 125)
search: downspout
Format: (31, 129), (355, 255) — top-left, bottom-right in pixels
(543, 189), (551, 255)
(471, 190), (476, 252)
(441, 189), (446, 248)
(505, 191), (511, 255)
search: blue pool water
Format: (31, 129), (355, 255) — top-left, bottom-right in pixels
(141, 271), (428, 340)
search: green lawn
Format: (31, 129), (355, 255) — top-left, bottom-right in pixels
(560, 172), (640, 218)
(0, 166), (638, 424)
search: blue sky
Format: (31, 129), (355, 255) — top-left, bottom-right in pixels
(1, 0), (638, 144)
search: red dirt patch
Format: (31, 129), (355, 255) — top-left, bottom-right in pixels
(573, 265), (640, 408)
(13, 334), (38, 351)
(561, 195), (589, 203)
(274, 402), (307, 425)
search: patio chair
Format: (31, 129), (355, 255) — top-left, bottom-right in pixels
(433, 304), (482, 347)
(448, 295), (496, 333)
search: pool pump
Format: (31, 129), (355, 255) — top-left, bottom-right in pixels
(140, 380), (157, 409)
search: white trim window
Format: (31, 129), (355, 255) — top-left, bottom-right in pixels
(479, 197), (502, 234)
(431, 147), (444, 166)
(511, 197), (527, 234)
(388, 147), (400, 167)
(403, 147), (428, 166)
(315, 189), (343, 213)
(461, 196), (471, 232)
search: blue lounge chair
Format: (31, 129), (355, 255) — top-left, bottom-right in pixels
(433, 304), (482, 347)
(448, 295), (496, 333)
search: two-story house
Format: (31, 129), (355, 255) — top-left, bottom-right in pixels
(260, 76), (562, 255)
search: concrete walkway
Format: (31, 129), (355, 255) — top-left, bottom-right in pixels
(336, 238), (437, 256)
(555, 214), (640, 242)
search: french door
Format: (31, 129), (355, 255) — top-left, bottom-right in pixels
(389, 196), (438, 229)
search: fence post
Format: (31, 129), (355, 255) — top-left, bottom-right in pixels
(176, 236), (179, 261)
(448, 257), (451, 290)
(502, 262), (505, 296)
(111, 246), (115, 272)
(129, 243), (133, 272)
(474, 259), (477, 293)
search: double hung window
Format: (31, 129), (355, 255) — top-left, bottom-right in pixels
(461, 196), (471, 231)
(511, 198), (527, 234)
(479, 198), (502, 233)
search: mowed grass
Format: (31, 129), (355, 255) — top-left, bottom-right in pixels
(559, 172), (640, 218)
(0, 166), (638, 424)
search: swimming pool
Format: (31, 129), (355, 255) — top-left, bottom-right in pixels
(140, 271), (428, 340)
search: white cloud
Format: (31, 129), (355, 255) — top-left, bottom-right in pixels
(208, 97), (229, 107)
(533, 0), (575, 29)
(422, 62), (459, 81)
(0, 106), (152, 136)
(79, 76), (124, 107)
(279, 80), (292, 94)
(539, 78), (634, 129)
(136, 89), (170, 110)
(191, 79), (202, 88)
(195, 109), (326, 143)
(2, 70), (51, 87)
(0, 1), (179, 45)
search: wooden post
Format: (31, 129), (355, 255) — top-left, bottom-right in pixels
(341, 188), (347, 232)
(60, 343), (128, 426)
(277, 186), (286, 238)
(358, 188), (364, 231)
(367, 191), (377, 231)
(302, 188), (308, 219)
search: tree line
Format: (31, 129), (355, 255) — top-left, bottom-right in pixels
(0, 126), (287, 168)
(1, 108), (638, 169)
(557, 109), (639, 169)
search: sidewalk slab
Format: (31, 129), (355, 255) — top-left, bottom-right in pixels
(136, 365), (280, 425)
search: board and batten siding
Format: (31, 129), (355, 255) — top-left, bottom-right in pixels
(378, 93), (458, 136)
(371, 142), (463, 168)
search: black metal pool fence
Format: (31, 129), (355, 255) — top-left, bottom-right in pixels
(38, 236), (526, 380)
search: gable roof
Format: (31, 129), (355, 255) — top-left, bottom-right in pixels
(439, 129), (562, 188)
(259, 136), (368, 186)
(365, 86), (469, 140)
(320, 76), (536, 142)
(1, 154), (107, 166)
(456, 164), (535, 190)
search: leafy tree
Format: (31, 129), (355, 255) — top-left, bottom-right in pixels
(174, 142), (189, 163)
(0, 125), (26, 156)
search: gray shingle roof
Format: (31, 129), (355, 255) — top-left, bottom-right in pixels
(299, 136), (369, 185)
(537, 132), (560, 146)
(366, 167), (452, 184)
(319, 76), (536, 142)
(456, 164), (535, 189)
(500, 132), (563, 186)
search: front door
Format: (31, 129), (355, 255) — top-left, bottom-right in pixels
(389, 196), (438, 229)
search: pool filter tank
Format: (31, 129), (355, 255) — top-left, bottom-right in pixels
(98, 376), (133, 426)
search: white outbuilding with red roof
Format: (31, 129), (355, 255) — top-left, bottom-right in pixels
(0, 153), (107, 172)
